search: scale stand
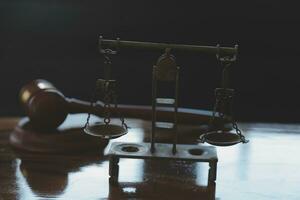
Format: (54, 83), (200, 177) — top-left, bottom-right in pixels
(107, 48), (218, 193)
(108, 143), (218, 186)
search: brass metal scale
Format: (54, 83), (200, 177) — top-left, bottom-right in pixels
(84, 37), (128, 139)
(83, 36), (248, 190)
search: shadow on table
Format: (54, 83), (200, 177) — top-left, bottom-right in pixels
(16, 150), (106, 197)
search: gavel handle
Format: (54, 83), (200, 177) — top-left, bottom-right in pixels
(67, 98), (94, 114)
(66, 98), (226, 124)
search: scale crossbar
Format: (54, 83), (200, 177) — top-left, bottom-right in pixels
(99, 36), (238, 56)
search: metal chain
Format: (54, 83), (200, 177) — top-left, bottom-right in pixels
(208, 90), (227, 131)
(84, 87), (98, 128)
(200, 99), (219, 143)
(102, 53), (113, 126)
(210, 98), (219, 128)
(103, 81), (112, 125)
(101, 51), (127, 129)
(232, 121), (248, 143)
(112, 90), (128, 129)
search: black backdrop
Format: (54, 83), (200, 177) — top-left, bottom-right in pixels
(1, 0), (300, 122)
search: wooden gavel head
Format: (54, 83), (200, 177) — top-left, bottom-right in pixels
(20, 79), (70, 131)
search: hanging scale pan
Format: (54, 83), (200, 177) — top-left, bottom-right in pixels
(84, 122), (128, 139)
(200, 131), (244, 146)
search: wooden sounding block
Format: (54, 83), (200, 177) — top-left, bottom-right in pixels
(9, 114), (108, 153)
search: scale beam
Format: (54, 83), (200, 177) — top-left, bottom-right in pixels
(99, 36), (238, 56)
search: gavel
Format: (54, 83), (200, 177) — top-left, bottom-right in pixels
(20, 79), (221, 131)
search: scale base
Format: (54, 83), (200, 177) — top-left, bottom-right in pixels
(108, 142), (218, 187)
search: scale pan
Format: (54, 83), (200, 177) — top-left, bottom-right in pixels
(204, 131), (242, 146)
(84, 123), (128, 139)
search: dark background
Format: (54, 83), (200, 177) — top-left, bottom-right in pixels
(1, 0), (299, 122)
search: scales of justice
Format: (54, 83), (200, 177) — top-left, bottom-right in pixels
(83, 36), (248, 186)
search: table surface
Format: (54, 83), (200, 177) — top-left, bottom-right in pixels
(0, 115), (300, 200)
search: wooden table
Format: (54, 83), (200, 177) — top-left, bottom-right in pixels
(0, 115), (300, 200)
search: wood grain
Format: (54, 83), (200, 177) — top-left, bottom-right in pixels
(0, 117), (300, 200)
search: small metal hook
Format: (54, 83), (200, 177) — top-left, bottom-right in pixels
(216, 44), (237, 64)
(165, 48), (171, 55)
(99, 36), (117, 55)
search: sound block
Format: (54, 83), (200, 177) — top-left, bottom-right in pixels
(9, 114), (108, 153)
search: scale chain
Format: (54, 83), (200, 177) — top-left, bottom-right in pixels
(103, 85), (112, 125)
(84, 87), (98, 128)
(102, 51), (127, 129)
(112, 90), (128, 129)
(232, 121), (248, 143)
